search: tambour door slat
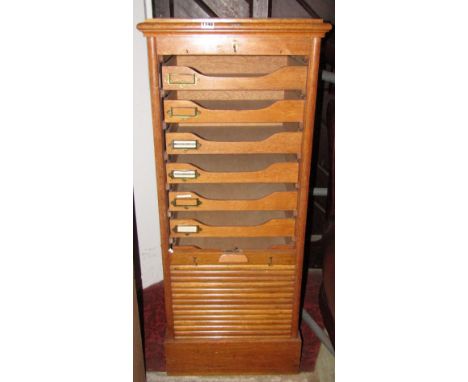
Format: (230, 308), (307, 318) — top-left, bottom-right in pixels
(172, 281), (295, 288)
(172, 301), (294, 307)
(172, 314), (292, 320)
(173, 309), (293, 315)
(175, 325), (292, 331)
(171, 273), (295, 279)
(173, 318), (292, 325)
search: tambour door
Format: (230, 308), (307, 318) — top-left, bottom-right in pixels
(170, 250), (296, 339)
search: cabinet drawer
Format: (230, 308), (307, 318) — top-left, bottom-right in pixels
(166, 131), (302, 154)
(170, 218), (295, 238)
(162, 66), (307, 91)
(164, 100), (304, 123)
(171, 249), (295, 266)
(169, 191), (297, 211)
(166, 162), (298, 184)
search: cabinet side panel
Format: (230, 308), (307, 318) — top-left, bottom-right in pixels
(291, 37), (322, 336)
(146, 36), (174, 337)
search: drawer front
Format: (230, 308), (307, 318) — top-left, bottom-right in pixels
(170, 259), (296, 339)
(166, 162), (299, 184)
(162, 66), (307, 91)
(164, 100), (304, 123)
(169, 191), (298, 211)
(156, 35), (312, 56)
(166, 132), (302, 154)
(170, 218), (295, 238)
(171, 250), (295, 265)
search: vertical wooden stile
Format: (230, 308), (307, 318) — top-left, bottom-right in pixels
(291, 37), (322, 336)
(146, 36), (174, 338)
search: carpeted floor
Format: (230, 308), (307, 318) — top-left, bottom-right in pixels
(142, 269), (326, 373)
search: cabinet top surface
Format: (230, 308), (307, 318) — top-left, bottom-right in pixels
(137, 18), (332, 35)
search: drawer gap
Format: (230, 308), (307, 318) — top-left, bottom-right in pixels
(173, 237), (293, 251)
(173, 183), (295, 200)
(168, 123), (299, 141)
(162, 55), (307, 75)
(170, 154), (297, 172)
(172, 210), (293, 225)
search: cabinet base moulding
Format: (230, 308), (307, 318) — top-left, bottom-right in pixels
(165, 336), (302, 375)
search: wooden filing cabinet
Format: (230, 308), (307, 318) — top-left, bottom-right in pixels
(137, 18), (331, 375)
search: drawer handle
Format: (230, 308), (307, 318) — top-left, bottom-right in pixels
(166, 73), (197, 85)
(171, 140), (200, 150)
(171, 197), (202, 208)
(173, 225), (201, 234)
(167, 107), (200, 119)
(219, 253), (248, 263)
(169, 170), (200, 180)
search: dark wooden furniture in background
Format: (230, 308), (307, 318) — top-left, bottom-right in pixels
(134, 279), (146, 382)
(137, 18), (331, 375)
(153, 0), (334, 22)
(319, 98), (335, 346)
(320, 232), (335, 347)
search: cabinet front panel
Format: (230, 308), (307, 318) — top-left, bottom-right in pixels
(157, 35), (312, 56)
(170, 250), (296, 265)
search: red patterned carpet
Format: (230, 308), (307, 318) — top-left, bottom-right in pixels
(142, 269), (324, 372)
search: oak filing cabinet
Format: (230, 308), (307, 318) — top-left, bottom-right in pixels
(137, 18), (331, 375)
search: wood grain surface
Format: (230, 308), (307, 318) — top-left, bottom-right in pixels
(169, 262), (297, 342)
(165, 337), (301, 375)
